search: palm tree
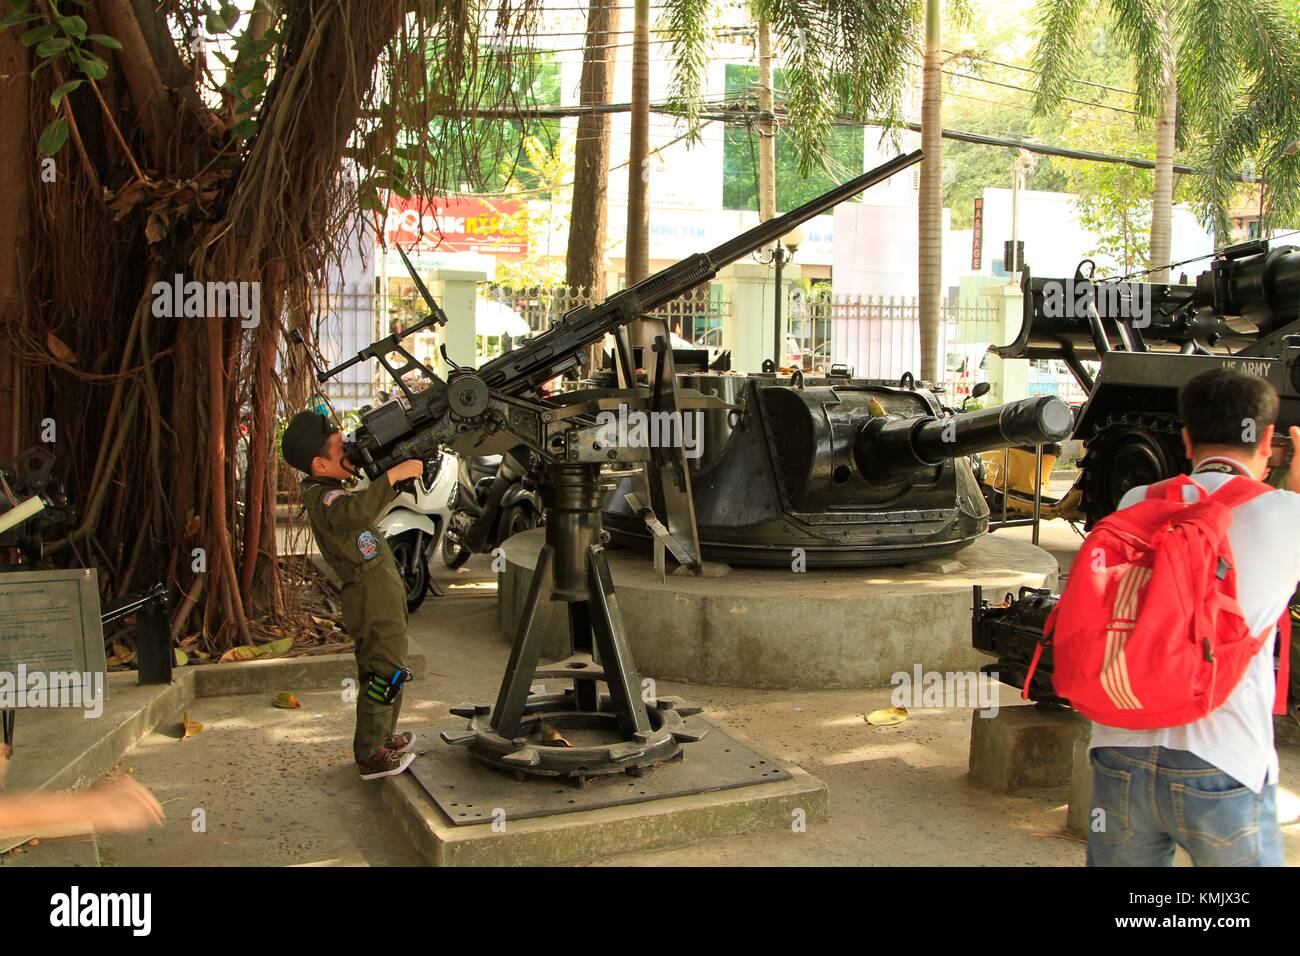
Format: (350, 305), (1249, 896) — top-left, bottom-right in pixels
(1031, 0), (1300, 280)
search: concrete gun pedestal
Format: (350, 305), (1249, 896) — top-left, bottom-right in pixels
(968, 703), (1086, 793)
(499, 529), (1057, 690)
(1066, 735), (1093, 835)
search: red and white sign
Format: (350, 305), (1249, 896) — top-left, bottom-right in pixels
(382, 196), (528, 256)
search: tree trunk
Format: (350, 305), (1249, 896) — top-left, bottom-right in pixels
(0, 29), (30, 461)
(625, 0), (651, 285)
(917, 0), (943, 385)
(565, 0), (619, 302)
(1149, 17), (1177, 284)
(625, 0), (660, 357)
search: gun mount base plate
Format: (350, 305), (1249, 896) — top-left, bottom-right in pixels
(440, 690), (695, 780)
(412, 715), (791, 825)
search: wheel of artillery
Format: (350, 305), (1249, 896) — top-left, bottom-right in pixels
(441, 691), (704, 779)
(1081, 424), (1187, 526)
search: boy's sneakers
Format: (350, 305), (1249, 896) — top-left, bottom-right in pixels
(384, 731), (416, 754)
(358, 748), (415, 781)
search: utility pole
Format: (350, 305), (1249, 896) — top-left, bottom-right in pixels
(756, 16), (777, 223)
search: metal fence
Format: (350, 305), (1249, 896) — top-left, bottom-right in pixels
(305, 284), (1090, 412)
(785, 294), (999, 402)
(302, 291), (383, 409)
(485, 283), (731, 340)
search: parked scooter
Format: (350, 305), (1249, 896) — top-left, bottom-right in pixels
(350, 443), (457, 612)
(441, 444), (543, 569)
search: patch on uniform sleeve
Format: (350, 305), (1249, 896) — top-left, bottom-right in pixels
(356, 530), (380, 561)
(322, 489), (349, 506)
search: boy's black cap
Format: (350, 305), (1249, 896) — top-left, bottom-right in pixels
(282, 411), (338, 473)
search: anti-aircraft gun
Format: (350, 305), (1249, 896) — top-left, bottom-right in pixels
(601, 371), (1074, 566)
(314, 150), (929, 782)
(993, 239), (1300, 526)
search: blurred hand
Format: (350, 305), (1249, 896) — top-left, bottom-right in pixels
(70, 775), (165, 833)
(386, 459), (423, 486)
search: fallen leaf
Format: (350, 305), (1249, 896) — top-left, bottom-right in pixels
(144, 211), (168, 244)
(257, 637), (293, 658)
(272, 692), (301, 709)
(47, 332), (78, 364)
(180, 712), (203, 739)
(540, 722), (571, 747)
(178, 634), (198, 648)
(218, 645), (259, 663)
(108, 641), (136, 665)
(174, 648), (188, 667)
(864, 706), (909, 727)
(28, 838), (39, 846)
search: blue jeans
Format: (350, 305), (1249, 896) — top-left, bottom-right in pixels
(1086, 746), (1284, 867)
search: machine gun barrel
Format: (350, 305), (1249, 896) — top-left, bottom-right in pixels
(475, 150), (923, 396)
(1193, 240), (1300, 333)
(854, 395), (1074, 481)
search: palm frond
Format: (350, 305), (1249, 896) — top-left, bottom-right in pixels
(1099, 0), (1164, 116)
(1029, 0), (1092, 115)
(660, 0), (716, 141)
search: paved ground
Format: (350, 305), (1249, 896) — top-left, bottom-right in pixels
(76, 517), (1299, 867)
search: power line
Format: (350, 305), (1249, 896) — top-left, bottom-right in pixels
(943, 48), (1141, 100)
(435, 99), (1260, 180)
(942, 67), (1139, 116)
(944, 90), (1142, 134)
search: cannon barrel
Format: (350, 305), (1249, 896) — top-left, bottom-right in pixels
(854, 394), (1074, 482)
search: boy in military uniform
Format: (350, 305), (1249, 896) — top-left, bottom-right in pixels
(282, 411), (425, 780)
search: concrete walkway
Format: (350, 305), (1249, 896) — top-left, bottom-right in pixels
(12, 519), (1298, 867)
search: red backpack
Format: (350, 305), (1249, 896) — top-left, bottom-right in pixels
(1028, 473), (1291, 729)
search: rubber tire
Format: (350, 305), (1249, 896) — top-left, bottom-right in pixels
(497, 504), (542, 544)
(441, 529), (472, 570)
(389, 533), (430, 613)
(1081, 425), (1187, 527)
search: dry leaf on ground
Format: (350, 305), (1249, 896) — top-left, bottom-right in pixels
(864, 706), (909, 727)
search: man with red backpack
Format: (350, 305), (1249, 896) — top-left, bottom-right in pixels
(1049, 368), (1299, 866)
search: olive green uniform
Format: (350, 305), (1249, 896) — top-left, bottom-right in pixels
(301, 473), (409, 763)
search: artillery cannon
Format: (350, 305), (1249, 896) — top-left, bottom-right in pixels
(602, 373), (1073, 567)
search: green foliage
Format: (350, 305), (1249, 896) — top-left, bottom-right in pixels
(1029, 0), (1300, 234)
(721, 63), (866, 211)
(1, 0), (124, 156)
(426, 52), (562, 196)
(1066, 132), (1153, 272)
(495, 132), (576, 288)
(667, 0), (920, 178)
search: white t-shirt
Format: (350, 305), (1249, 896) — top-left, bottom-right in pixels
(1088, 466), (1300, 792)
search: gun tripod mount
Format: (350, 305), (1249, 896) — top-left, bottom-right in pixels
(441, 460), (706, 782)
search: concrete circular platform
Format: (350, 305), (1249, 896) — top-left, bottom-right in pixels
(496, 529), (1057, 690)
